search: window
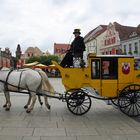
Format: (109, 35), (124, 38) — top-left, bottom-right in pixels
(124, 45), (126, 54)
(129, 44), (132, 54)
(134, 42), (138, 54)
(116, 50), (118, 54)
(134, 59), (140, 70)
(101, 58), (118, 79)
(102, 61), (109, 75)
(91, 60), (100, 79)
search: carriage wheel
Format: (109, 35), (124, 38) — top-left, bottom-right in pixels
(118, 84), (140, 117)
(111, 98), (119, 106)
(66, 90), (92, 115)
(65, 89), (81, 101)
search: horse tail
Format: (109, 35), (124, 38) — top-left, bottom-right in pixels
(37, 69), (55, 94)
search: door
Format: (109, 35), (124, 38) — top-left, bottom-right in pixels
(91, 59), (101, 95)
(101, 58), (118, 97)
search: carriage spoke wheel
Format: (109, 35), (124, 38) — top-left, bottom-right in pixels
(111, 98), (119, 106)
(65, 89), (81, 102)
(118, 84), (140, 117)
(66, 90), (92, 115)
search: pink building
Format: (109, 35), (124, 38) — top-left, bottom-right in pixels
(54, 43), (70, 55)
(0, 48), (12, 68)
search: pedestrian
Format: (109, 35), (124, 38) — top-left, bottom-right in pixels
(60, 29), (86, 67)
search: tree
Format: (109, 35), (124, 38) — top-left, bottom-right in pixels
(25, 56), (40, 64)
(43, 55), (60, 65)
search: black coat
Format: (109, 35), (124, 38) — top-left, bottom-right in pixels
(60, 35), (85, 67)
(70, 36), (86, 55)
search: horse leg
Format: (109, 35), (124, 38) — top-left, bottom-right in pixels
(38, 95), (43, 106)
(24, 93), (31, 109)
(26, 94), (37, 113)
(44, 95), (51, 110)
(3, 91), (8, 108)
(3, 91), (11, 111)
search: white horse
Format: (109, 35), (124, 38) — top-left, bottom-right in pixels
(0, 67), (55, 113)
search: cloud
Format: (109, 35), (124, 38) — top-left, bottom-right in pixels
(0, 0), (140, 55)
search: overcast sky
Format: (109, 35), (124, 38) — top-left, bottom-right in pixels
(0, 0), (140, 55)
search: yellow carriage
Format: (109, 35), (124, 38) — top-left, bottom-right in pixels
(52, 54), (140, 116)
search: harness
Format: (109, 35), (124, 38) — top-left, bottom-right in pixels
(0, 69), (61, 98)
(4, 70), (13, 91)
(4, 69), (43, 92)
(4, 70), (24, 91)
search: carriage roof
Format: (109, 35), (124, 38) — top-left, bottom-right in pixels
(88, 53), (134, 59)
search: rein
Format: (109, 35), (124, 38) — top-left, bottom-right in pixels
(0, 79), (62, 99)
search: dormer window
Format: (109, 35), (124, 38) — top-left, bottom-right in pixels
(129, 32), (137, 38)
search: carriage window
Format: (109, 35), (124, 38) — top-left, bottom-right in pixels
(134, 59), (140, 70)
(101, 59), (118, 79)
(91, 60), (100, 79)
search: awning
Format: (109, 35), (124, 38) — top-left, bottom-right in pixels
(33, 63), (48, 68)
(23, 61), (39, 67)
(47, 64), (57, 69)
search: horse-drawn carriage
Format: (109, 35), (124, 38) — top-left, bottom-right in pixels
(52, 53), (140, 117)
(1, 53), (140, 117)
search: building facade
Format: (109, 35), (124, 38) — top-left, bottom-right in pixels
(24, 47), (43, 59)
(0, 48), (12, 68)
(54, 43), (70, 55)
(85, 22), (140, 57)
(53, 43), (70, 60)
(84, 25), (107, 57)
(121, 26), (140, 57)
(100, 22), (121, 55)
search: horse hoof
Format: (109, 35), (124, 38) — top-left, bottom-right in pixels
(3, 104), (7, 108)
(26, 110), (31, 113)
(5, 108), (10, 111)
(24, 105), (28, 109)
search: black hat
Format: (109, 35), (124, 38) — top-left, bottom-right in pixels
(73, 29), (81, 34)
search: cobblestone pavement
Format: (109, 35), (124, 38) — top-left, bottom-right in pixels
(0, 78), (140, 140)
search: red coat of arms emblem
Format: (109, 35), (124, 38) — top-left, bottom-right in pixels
(122, 62), (130, 74)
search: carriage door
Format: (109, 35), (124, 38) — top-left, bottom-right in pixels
(91, 59), (101, 94)
(101, 58), (118, 97)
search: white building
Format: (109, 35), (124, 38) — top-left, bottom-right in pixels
(100, 22), (121, 55)
(84, 25), (107, 57)
(121, 29), (140, 58)
(85, 22), (140, 57)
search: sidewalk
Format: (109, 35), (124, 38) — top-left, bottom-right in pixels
(0, 78), (140, 140)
